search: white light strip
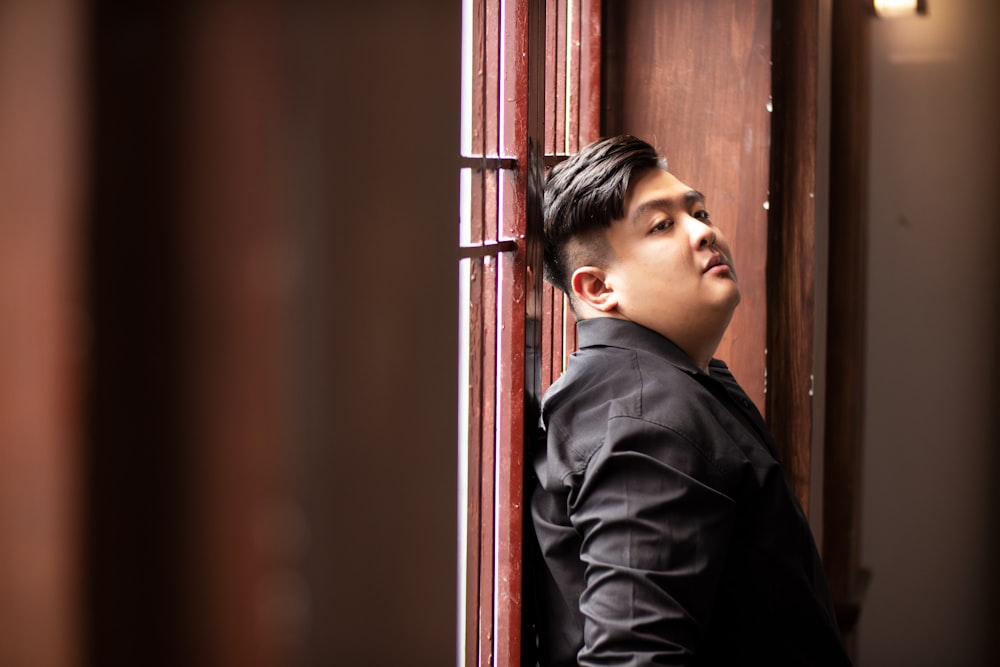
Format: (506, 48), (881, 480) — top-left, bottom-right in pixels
(460, 0), (474, 155)
(564, 0), (574, 153)
(456, 258), (470, 667)
(457, 5), (472, 660)
(498, 0), (508, 156)
(873, 0), (919, 17)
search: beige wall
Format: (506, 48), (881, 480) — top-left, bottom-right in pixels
(859, 0), (1000, 664)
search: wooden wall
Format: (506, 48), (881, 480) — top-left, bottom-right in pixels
(0, 2), (461, 666)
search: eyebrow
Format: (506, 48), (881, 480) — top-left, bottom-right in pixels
(629, 190), (706, 224)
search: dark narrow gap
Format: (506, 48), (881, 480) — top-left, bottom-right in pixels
(84, 4), (194, 665)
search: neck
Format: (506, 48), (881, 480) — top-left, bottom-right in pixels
(680, 337), (721, 374)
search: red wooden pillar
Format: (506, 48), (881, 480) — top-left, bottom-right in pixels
(767, 0), (820, 512)
(824, 0), (872, 654)
(0, 2), (85, 666)
(494, 0), (535, 662)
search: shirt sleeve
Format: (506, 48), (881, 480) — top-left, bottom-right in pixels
(568, 414), (737, 666)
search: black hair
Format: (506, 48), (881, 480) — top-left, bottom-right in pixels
(542, 135), (665, 297)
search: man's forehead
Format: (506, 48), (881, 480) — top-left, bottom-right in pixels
(622, 169), (705, 219)
(630, 168), (698, 197)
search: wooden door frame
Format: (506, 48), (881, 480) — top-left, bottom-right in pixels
(771, 0), (871, 651)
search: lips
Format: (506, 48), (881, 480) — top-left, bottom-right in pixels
(704, 253), (729, 274)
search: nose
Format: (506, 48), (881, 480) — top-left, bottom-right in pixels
(688, 216), (716, 249)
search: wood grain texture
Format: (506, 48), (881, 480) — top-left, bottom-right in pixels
(823, 0), (871, 650)
(767, 0), (819, 514)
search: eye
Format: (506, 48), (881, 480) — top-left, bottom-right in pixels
(650, 219), (673, 233)
(693, 209), (711, 222)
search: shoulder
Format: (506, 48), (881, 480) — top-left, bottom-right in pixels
(545, 344), (644, 416)
(539, 345), (641, 469)
(537, 343), (713, 480)
(543, 340), (685, 435)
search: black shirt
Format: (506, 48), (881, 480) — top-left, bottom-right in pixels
(528, 318), (851, 666)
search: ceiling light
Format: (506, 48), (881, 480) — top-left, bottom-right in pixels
(873, 0), (928, 17)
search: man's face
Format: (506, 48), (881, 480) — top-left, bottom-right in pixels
(601, 167), (741, 350)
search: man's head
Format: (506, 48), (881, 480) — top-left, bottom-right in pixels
(543, 136), (663, 297)
(543, 135), (741, 367)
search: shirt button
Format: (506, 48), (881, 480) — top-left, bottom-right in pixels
(742, 398), (752, 409)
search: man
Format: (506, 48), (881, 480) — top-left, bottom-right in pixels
(528, 135), (851, 666)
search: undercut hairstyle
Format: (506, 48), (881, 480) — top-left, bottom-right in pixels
(543, 135), (666, 301)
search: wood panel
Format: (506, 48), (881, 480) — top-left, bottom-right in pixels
(300, 3), (460, 665)
(603, 0), (773, 411)
(0, 2), (84, 666)
(767, 0), (820, 512)
(823, 0), (871, 654)
(496, 1), (537, 663)
(579, 0), (603, 149)
(180, 4), (299, 665)
(88, 3), (462, 666)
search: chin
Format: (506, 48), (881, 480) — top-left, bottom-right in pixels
(717, 283), (742, 311)
(715, 290), (741, 328)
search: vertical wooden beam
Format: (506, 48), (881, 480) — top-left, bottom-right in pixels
(298, 3), (460, 665)
(823, 0), (871, 654)
(767, 0), (819, 513)
(564, 0), (582, 153)
(579, 0), (602, 143)
(0, 2), (84, 666)
(179, 4), (301, 665)
(553, 0), (568, 153)
(486, 0), (502, 157)
(477, 245), (498, 667)
(495, 0), (534, 663)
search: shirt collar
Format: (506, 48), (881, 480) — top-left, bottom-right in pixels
(576, 317), (715, 377)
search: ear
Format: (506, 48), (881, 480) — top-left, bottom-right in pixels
(571, 266), (619, 313)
